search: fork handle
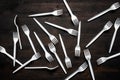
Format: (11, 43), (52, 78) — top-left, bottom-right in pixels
(65, 70), (79, 80)
(88, 61), (95, 80)
(107, 52), (120, 60)
(88, 8), (111, 21)
(29, 12), (52, 17)
(45, 22), (68, 31)
(63, 0), (73, 16)
(27, 35), (37, 55)
(109, 30), (117, 53)
(77, 21), (81, 45)
(33, 18), (51, 36)
(13, 42), (17, 66)
(86, 29), (104, 47)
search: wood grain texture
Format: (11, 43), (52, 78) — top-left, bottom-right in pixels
(0, 0), (120, 80)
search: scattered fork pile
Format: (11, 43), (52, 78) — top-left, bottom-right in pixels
(0, 1), (120, 80)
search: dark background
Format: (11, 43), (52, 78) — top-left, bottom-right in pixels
(0, 0), (120, 80)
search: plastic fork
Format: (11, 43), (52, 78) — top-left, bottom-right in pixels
(13, 53), (41, 73)
(22, 25), (38, 55)
(34, 32), (54, 62)
(84, 49), (95, 80)
(33, 18), (58, 44)
(109, 18), (120, 53)
(13, 32), (19, 67)
(28, 9), (63, 17)
(88, 2), (120, 22)
(63, 0), (79, 26)
(75, 22), (81, 57)
(45, 21), (78, 36)
(0, 46), (22, 65)
(65, 62), (88, 80)
(86, 21), (113, 47)
(97, 52), (120, 65)
(59, 34), (72, 68)
(14, 15), (22, 49)
(48, 42), (67, 74)
(25, 66), (59, 70)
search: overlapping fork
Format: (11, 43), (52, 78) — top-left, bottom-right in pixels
(28, 9), (63, 17)
(109, 18), (120, 53)
(88, 2), (120, 21)
(33, 18), (58, 44)
(34, 32), (54, 62)
(45, 21), (78, 36)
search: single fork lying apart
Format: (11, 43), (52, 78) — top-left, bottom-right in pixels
(13, 32), (19, 66)
(28, 9), (63, 17)
(48, 42), (67, 74)
(63, 0), (79, 26)
(97, 52), (120, 65)
(45, 21), (78, 36)
(86, 21), (113, 48)
(84, 49), (95, 80)
(33, 18), (58, 44)
(75, 22), (81, 57)
(0, 46), (22, 65)
(65, 62), (88, 80)
(88, 2), (120, 21)
(25, 66), (59, 70)
(59, 34), (72, 68)
(34, 32), (54, 62)
(109, 18), (120, 53)
(13, 52), (41, 73)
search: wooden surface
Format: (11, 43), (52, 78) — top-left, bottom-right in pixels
(0, 0), (120, 80)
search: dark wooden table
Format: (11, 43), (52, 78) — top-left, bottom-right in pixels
(0, 0), (120, 80)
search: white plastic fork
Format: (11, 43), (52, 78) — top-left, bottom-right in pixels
(48, 42), (67, 74)
(13, 53), (41, 73)
(59, 34), (72, 68)
(22, 25), (38, 55)
(97, 52), (120, 65)
(13, 32), (19, 67)
(75, 21), (81, 57)
(45, 21), (78, 36)
(109, 18), (120, 53)
(63, 0), (79, 26)
(65, 62), (88, 80)
(86, 21), (113, 48)
(25, 66), (59, 70)
(84, 49), (95, 80)
(0, 46), (22, 65)
(33, 18), (58, 44)
(34, 32), (54, 62)
(14, 15), (22, 49)
(88, 2), (120, 22)
(28, 9), (63, 17)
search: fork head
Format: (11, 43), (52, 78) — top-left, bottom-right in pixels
(48, 42), (56, 53)
(114, 18), (120, 30)
(31, 52), (41, 61)
(22, 25), (30, 36)
(68, 29), (78, 36)
(49, 34), (58, 44)
(71, 14), (79, 26)
(53, 9), (63, 16)
(110, 2), (120, 10)
(103, 21), (113, 31)
(45, 51), (54, 62)
(84, 49), (91, 61)
(0, 46), (7, 53)
(65, 57), (72, 68)
(96, 57), (107, 65)
(13, 32), (19, 43)
(75, 45), (81, 57)
(78, 62), (88, 72)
